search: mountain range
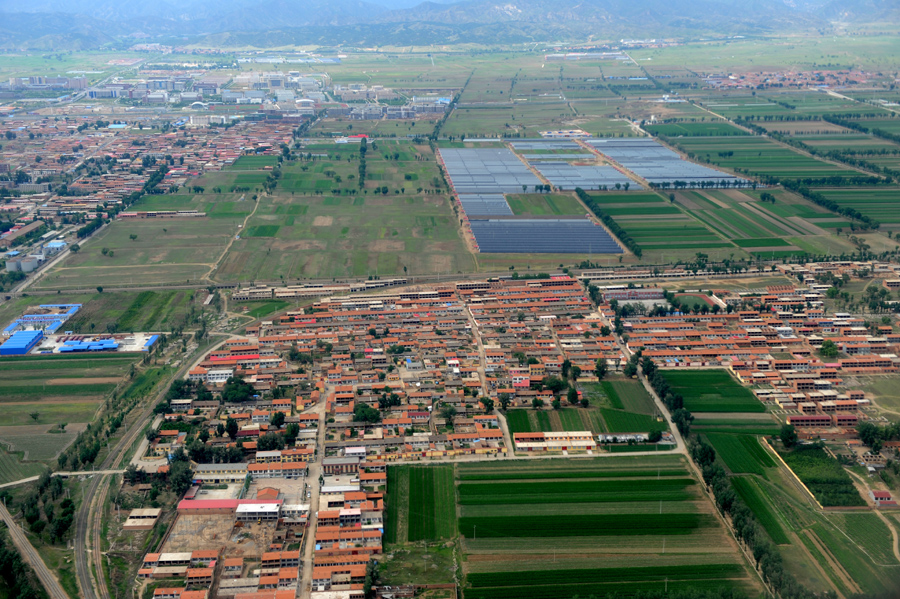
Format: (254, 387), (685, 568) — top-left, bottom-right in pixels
(0, 0), (896, 49)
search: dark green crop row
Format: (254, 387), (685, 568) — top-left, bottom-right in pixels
(459, 513), (706, 538)
(458, 469), (687, 481)
(469, 564), (745, 588)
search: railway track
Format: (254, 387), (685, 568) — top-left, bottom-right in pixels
(0, 502), (69, 599)
(75, 336), (231, 599)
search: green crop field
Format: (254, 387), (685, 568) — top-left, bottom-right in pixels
(704, 433), (775, 475)
(659, 370), (764, 412)
(534, 410), (552, 432)
(458, 478), (697, 505)
(558, 408), (586, 431)
(504, 410), (532, 434)
(692, 414), (779, 435)
(813, 187), (900, 224)
(0, 354), (133, 406)
(455, 456), (756, 598)
(730, 477), (790, 544)
(601, 379), (657, 414)
(408, 466), (457, 542)
(599, 409), (661, 433)
(459, 513), (707, 538)
(673, 137), (859, 181)
(824, 513), (900, 567)
(457, 455), (686, 480)
(386, 464), (457, 544)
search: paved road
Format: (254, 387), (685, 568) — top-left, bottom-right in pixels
(299, 407), (326, 598)
(0, 469), (128, 490)
(0, 502), (69, 599)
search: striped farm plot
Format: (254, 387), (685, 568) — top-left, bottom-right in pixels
(456, 456), (759, 599)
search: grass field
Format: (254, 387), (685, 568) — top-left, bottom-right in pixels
(505, 194), (586, 216)
(659, 370), (764, 413)
(0, 448), (47, 485)
(36, 216), (241, 290)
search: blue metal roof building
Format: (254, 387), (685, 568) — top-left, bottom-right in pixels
(0, 330), (43, 355)
(59, 339), (118, 352)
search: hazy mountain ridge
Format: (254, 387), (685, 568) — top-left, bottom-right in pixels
(0, 0), (894, 49)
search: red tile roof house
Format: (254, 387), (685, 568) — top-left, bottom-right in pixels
(871, 490), (897, 507)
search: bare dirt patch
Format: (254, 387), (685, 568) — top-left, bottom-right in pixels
(161, 514), (277, 558)
(369, 240), (405, 252)
(698, 192), (731, 209)
(278, 240), (327, 251)
(312, 216), (334, 226)
(428, 254), (453, 272)
(722, 190), (754, 203)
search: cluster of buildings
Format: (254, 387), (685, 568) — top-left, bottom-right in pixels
(588, 275), (899, 439)
(325, 97), (449, 121)
(701, 68), (877, 90)
(0, 115), (299, 224)
(109, 265), (900, 596)
(2, 75), (87, 95)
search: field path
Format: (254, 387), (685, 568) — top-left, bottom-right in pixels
(873, 510), (900, 564)
(804, 529), (861, 595)
(205, 193), (263, 281)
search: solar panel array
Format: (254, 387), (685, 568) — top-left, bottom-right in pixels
(517, 153), (597, 160)
(470, 219), (623, 254)
(439, 148), (541, 193)
(528, 162), (641, 190)
(458, 194), (514, 216)
(587, 138), (748, 185)
(511, 140), (584, 151)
